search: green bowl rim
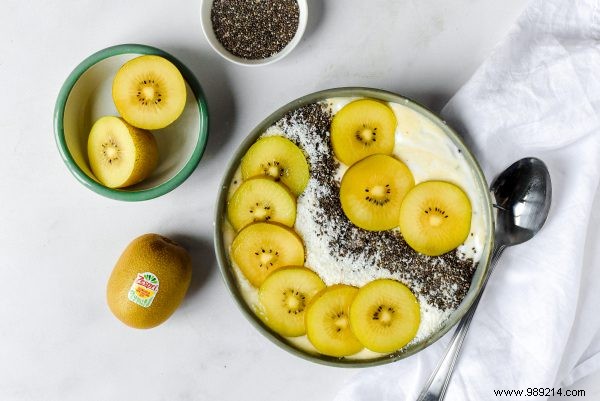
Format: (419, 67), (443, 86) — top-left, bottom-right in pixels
(214, 87), (495, 367)
(53, 43), (209, 201)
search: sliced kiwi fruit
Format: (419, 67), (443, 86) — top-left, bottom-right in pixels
(339, 154), (414, 231)
(112, 55), (187, 130)
(240, 136), (309, 196)
(227, 177), (296, 231)
(349, 279), (420, 353)
(258, 267), (326, 337)
(87, 116), (158, 188)
(305, 285), (364, 357)
(331, 99), (397, 166)
(399, 181), (472, 256)
(231, 222), (305, 287)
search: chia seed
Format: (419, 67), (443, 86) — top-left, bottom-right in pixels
(211, 0), (300, 60)
(273, 102), (478, 311)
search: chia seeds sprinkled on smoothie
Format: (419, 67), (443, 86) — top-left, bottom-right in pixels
(264, 102), (478, 312)
(211, 0), (300, 60)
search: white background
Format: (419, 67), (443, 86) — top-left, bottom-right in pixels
(3, 0), (597, 400)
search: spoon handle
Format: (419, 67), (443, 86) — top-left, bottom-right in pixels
(416, 244), (506, 401)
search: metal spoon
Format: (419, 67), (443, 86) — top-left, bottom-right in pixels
(417, 157), (552, 401)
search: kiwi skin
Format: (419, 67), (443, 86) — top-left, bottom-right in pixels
(106, 234), (192, 329)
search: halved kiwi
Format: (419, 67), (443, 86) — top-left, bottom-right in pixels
(349, 279), (420, 353)
(398, 181), (472, 256)
(258, 267), (326, 337)
(331, 99), (397, 165)
(240, 136), (309, 196)
(230, 222), (305, 287)
(305, 285), (364, 357)
(112, 55), (187, 130)
(87, 116), (158, 188)
(227, 177), (297, 231)
(340, 154), (414, 231)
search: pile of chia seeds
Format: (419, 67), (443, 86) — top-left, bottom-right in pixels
(211, 0), (300, 60)
(273, 102), (477, 311)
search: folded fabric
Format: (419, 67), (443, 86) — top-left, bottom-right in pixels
(336, 0), (600, 399)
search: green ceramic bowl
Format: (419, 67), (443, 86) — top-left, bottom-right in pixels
(54, 44), (209, 201)
(214, 87), (494, 367)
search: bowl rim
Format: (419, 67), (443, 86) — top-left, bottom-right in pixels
(53, 43), (209, 201)
(214, 87), (495, 367)
(200, 0), (308, 67)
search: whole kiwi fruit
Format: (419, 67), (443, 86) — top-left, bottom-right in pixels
(106, 234), (192, 329)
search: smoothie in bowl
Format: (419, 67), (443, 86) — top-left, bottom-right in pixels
(215, 88), (493, 367)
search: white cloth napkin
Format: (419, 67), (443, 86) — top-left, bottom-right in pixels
(336, 0), (600, 399)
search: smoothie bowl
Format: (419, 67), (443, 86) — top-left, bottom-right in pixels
(215, 88), (494, 367)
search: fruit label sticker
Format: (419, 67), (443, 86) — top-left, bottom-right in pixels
(128, 272), (159, 308)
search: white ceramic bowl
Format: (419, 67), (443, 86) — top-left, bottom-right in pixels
(54, 44), (209, 201)
(200, 0), (308, 66)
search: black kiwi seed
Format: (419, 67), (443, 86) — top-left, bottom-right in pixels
(333, 311), (346, 332)
(365, 196), (390, 206)
(248, 202), (273, 222)
(371, 305), (395, 324)
(424, 206), (449, 219)
(136, 79), (163, 106)
(282, 289), (306, 314)
(364, 184), (392, 206)
(261, 161), (285, 180)
(256, 248), (278, 268)
(354, 124), (378, 145)
(101, 139), (120, 163)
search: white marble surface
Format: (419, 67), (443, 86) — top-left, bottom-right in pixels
(9, 0), (596, 399)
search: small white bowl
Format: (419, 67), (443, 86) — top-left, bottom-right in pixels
(200, 0), (308, 67)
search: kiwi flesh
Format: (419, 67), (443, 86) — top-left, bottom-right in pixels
(112, 55), (187, 130)
(258, 267), (326, 337)
(230, 222), (305, 287)
(330, 99), (397, 166)
(349, 279), (420, 353)
(398, 181), (472, 256)
(241, 136), (309, 196)
(87, 116), (158, 188)
(339, 154), (414, 231)
(227, 177), (296, 231)
(305, 285), (364, 357)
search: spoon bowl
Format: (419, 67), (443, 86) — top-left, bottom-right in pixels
(492, 158), (552, 246)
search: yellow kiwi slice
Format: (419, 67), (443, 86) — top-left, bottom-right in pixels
(331, 99), (397, 166)
(305, 285), (364, 357)
(112, 55), (187, 130)
(340, 154), (414, 231)
(240, 136), (309, 196)
(399, 181), (472, 256)
(350, 279), (420, 353)
(231, 222), (305, 287)
(87, 116), (158, 188)
(227, 177), (296, 231)
(258, 267), (326, 337)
